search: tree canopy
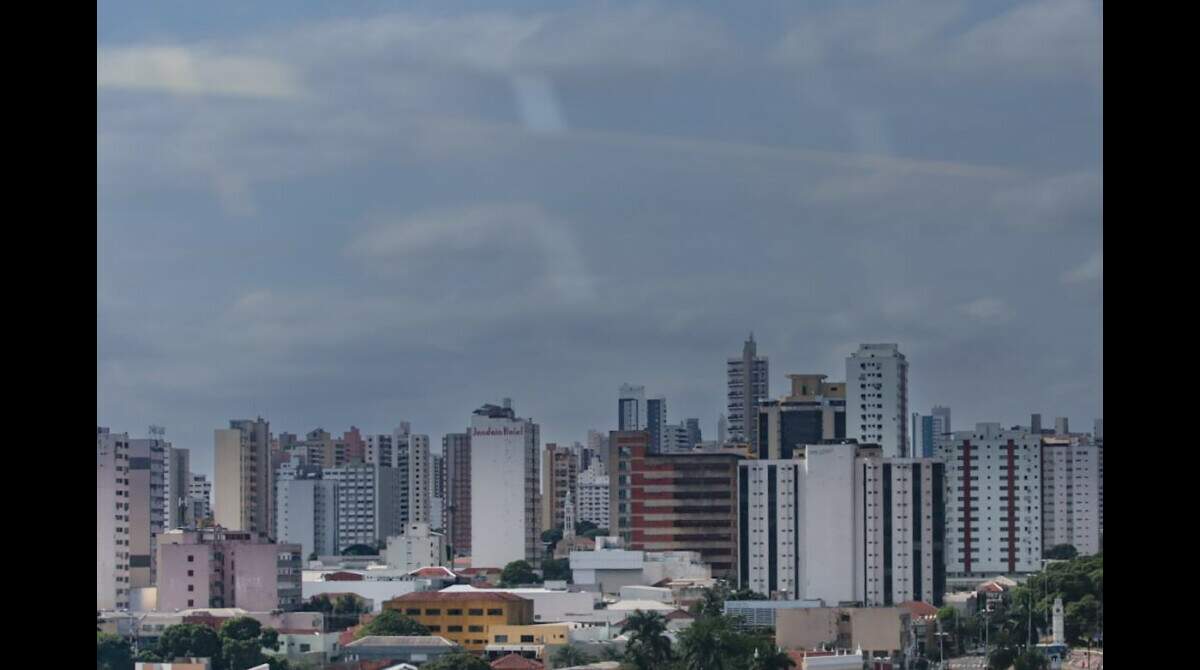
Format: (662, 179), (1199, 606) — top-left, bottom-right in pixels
(542, 557), (572, 582)
(342, 543), (377, 555)
(149, 617), (282, 670)
(500, 559), (542, 586)
(421, 652), (492, 670)
(355, 609), (431, 638)
(97, 632), (133, 670)
(1044, 544), (1078, 560)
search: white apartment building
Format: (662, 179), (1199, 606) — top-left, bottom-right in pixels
(98, 427), (131, 610)
(365, 425), (431, 526)
(326, 464), (403, 552)
(275, 455), (338, 559)
(660, 423), (692, 454)
(470, 400), (541, 568)
(1041, 437), (1101, 556)
(936, 423), (1043, 578)
(385, 522), (447, 571)
(577, 465), (610, 529)
(127, 436), (167, 589)
(164, 445), (191, 529)
(846, 344), (909, 458)
(214, 417), (272, 537)
(189, 474), (212, 522)
(738, 443), (945, 606)
(727, 333), (769, 444)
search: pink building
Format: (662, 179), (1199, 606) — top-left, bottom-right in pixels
(157, 527), (302, 611)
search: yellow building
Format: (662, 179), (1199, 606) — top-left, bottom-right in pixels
(383, 591), (534, 653)
(486, 623), (571, 660)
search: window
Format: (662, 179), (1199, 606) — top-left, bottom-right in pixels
(469, 625), (484, 633)
(428, 625), (442, 632)
(406, 608), (421, 616)
(487, 608), (503, 616)
(187, 599), (194, 607)
(447, 608), (463, 616)
(425, 609), (441, 616)
(495, 634), (509, 642)
(520, 635), (535, 643)
(187, 570), (194, 577)
(468, 609), (484, 616)
(447, 625), (463, 632)
(187, 555), (194, 563)
(187, 584), (194, 592)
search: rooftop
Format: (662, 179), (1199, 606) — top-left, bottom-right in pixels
(490, 653), (545, 670)
(387, 591), (530, 604)
(345, 635), (458, 648)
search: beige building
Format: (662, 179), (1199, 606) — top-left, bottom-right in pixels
(214, 417), (272, 537)
(542, 443), (580, 532)
(777, 607), (912, 661)
(157, 527), (302, 611)
(486, 623), (570, 661)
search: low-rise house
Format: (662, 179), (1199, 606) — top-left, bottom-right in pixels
(485, 623), (570, 661)
(340, 635), (463, 664)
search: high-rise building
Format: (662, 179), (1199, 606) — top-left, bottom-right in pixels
(577, 464), (610, 530)
(862, 456), (946, 606)
(444, 432), (472, 557)
(274, 455), (338, 559)
(214, 417), (272, 538)
(189, 474), (212, 524)
(647, 396), (667, 453)
(587, 430), (609, 472)
(157, 527), (302, 611)
(936, 423), (1043, 577)
(727, 333), (769, 444)
(1093, 419), (1103, 441)
(660, 423), (693, 453)
(98, 427), (131, 610)
(542, 443), (581, 532)
(127, 436), (167, 588)
(756, 374), (846, 460)
(685, 418), (702, 450)
(431, 452), (446, 532)
(718, 415), (728, 445)
(1041, 436), (1101, 556)
(470, 400), (541, 567)
(1030, 414), (1043, 434)
(386, 522), (447, 571)
(365, 425), (431, 526)
(326, 463), (403, 552)
(912, 406), (951, 459)
(846, 344), (909, 458)
(1054, 417), (1070, 436)
(343, 426), (366, 464)
(165, 446), (192, 529)
(618, 384), (646, 431)
(609, 431), (742, 578)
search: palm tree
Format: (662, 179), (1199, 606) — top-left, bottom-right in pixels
(676, 613), (738, 670)
(750, 646), (796, 670)
(621, 610), (672, 670)
(552, 644), (595, 668)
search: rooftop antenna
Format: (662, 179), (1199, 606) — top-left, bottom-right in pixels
(149, 425), (166, 440)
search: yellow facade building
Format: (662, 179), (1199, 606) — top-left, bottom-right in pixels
(383, 591), (534, 653)
(486, 623), (571, 660)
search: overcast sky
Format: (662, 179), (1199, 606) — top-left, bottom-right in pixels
(98, 0), (1102, 479)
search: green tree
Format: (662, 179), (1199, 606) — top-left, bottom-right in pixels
(749, 646), (796, 670)
(621, 610), (673, 670)
(1064, 594), (1100, 645)
(542, 527), (564, 545)
(355, 609), (431, 638)
(421, 652), (492, 670)
(691, 582), (731, 618)
(221, 637), (266, 670)
(575, 520), (598, 536)
(1043, 544), (1078, 560)
(97, 632), (134, 670)
(676, 614), (745, 670)
(156, 623), (222, 662)
(987, 645), (1016, 670)
(500, 560), (542, 586)
(342, 543), (376, 555)
(552, 643), (596, 668)
(1013, 649), (1050, 670)
(730, 587), (768, 601)
(214, 616), (283, 670)
(582, 527), (610, 540)
(543, 558), (572, 582)
(134, 649), (163, 663)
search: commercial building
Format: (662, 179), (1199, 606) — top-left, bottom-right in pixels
(128, 436), (168, 588)
(646, 396), (667, 454)
(1041, 436), (1101, 556)
(383, 591), (535, 653)
(386, 522), (447, 571)
(214, 417), (272, 537)
(156, 527), (302, 611)
(618, 384), (646, 432)
(912, 406), (951, 459)
(935, 423), (1043, 577)
(485, 623), (570, 662)
(470, 400), (541, 568)
(275, 456), (338, 559)
(542, 443), (581, 532)
(444, 432), (472, 557)
(326, 463), (404, 552)
(756, 374), (846, 460)
(576, 465), (610, 529)
(727, 333), (769, 444)
(98, 427), (132, 610)
(439, 585), (595, 624)
(846, 344), (909, 458)
(776, 607), (913, 663)
(608, 432), (741, 578)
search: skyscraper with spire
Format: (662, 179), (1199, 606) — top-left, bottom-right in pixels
(726, 333), (769, 444)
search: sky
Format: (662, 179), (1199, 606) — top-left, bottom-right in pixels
(98, 0), (1103, 480)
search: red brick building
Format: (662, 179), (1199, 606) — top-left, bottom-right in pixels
(608, 431), (742, 578)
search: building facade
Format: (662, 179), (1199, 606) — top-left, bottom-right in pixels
(756, 374), (846, 460)
(274, 456), (338, 559)
(214, 417), (272, 537)
(609, 432), (741, 578)
(1041, 437), (1101, 556)
(165, 445), (192, 529)
(727, 333), (769, 444)
(541, 443), (581, 532)
(382, 591), (534, 653)
(861, 457), (946, 606)
(936, 424), (1043, 577)
(846, 344), (909, 458)
(98, 427), (131, 610)
(128, 436), (168, 588)
(577, 465), (610, 530)
(618, 384), (646, 432)
(326, 463), (403, 551)
(156, 527), (302, 611)
(189, 474), (212, 524)
(470, 401), (542, 568)
(386, 522), (447, 571)
(444, 432), (472, 557)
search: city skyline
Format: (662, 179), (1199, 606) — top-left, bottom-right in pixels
(98, 1), (1102, 481)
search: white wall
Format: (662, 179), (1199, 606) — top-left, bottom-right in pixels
(470, 414), (538, 567)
